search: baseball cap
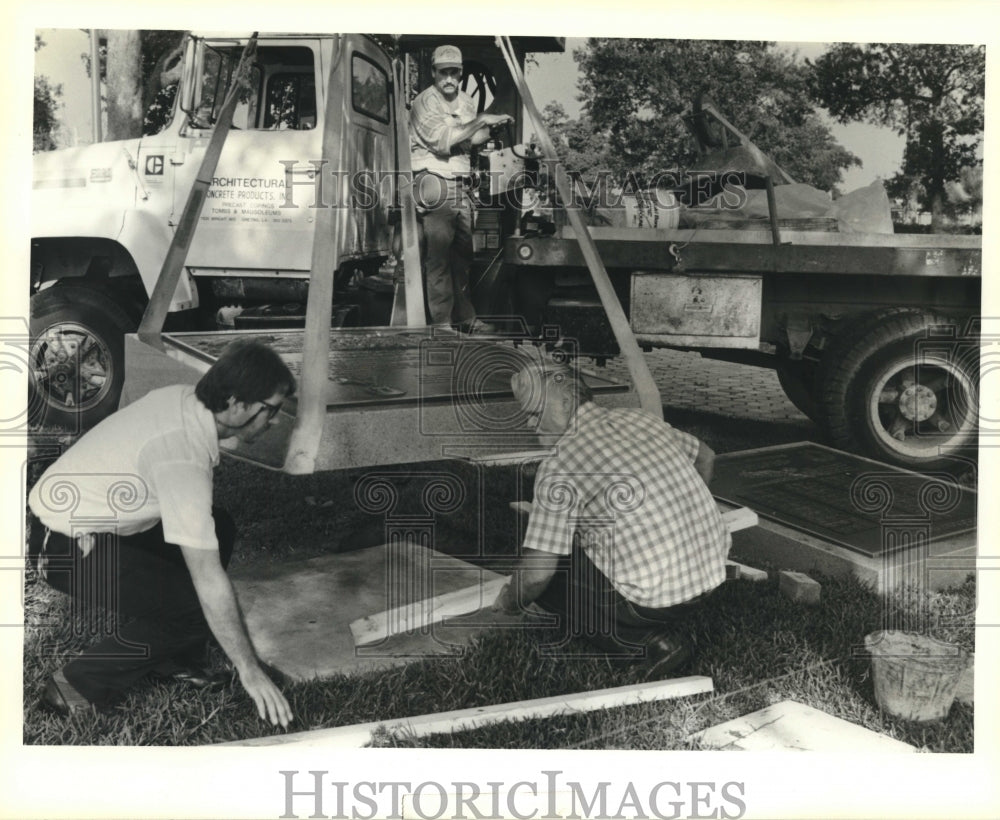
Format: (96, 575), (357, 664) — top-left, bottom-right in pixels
(432, 45), (463, 69)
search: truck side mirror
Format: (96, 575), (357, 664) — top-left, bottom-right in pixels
(178, 36), (202, 116)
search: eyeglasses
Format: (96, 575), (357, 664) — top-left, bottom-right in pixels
(242, 400), (282, 426)
(257, 401), (283, 422)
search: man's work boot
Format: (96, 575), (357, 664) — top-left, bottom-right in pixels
(456, 318), (498, 335)
(40, 669), (97, 717)
(151, 658), (232, 691)
(641, 630), (694, 679)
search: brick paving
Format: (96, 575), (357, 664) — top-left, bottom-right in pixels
(601, 348), (809, 423)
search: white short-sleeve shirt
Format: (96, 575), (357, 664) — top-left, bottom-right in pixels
(29, 385), (221, 551)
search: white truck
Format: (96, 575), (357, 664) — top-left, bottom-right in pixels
(30, 31), (981, 474)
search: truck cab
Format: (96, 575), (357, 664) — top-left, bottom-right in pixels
(29, 33), (563, 432)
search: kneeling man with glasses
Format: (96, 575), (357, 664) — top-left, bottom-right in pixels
(28, 339), (295, 727)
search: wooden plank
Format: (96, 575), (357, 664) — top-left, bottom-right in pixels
(510, 502), (757, 533)
(721, 506), (758, 532)
(690, 700), (915, 752)
(350, 576), (509, 647)
(222, 675), (714, 747)
(725, 560), (769, 582)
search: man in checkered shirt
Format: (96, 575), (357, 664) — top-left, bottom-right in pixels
(493, 363), (730, 674)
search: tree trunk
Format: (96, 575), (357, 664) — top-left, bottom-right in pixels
(103, 30), (143, 140)
(929, 191), (946, 232)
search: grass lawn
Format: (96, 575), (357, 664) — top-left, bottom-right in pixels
(23, 449), (976, 750)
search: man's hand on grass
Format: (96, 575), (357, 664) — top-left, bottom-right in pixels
(239, 664), (293, 728)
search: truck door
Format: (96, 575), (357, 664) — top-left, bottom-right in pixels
(336, 35), (394, 264)
(171, 39), (323, 275)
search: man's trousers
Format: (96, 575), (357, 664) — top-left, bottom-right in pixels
(533, 545), (707, 658)
(414, 171), (477, 327)
(33, 509), (235, 706)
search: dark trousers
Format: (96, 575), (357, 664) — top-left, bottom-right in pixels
(414, 172), (476, 327)
(533, 545), (705, 658)
(34, 509), (235, 705)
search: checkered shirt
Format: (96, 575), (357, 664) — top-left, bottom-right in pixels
(409, 84), (478, 177)
(522, 402), (730, 608)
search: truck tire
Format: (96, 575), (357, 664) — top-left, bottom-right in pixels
(29, 285), (136, 430)
(817, 308), (978, 472)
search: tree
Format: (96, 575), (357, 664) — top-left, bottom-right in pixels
(575, 38), (860, 190)
(103, 30), (143, 140)
(33, 35), (63, 152)
(140, 31), (187, 135)
(539, 101), (614, 185)
(810, 43), (985, 225)
(84, 30), (187, 140)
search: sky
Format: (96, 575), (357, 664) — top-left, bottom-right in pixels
(35, 30), (903, 194)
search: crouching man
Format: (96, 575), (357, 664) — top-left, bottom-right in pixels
(493, 363), (730, 676)
(28, 339), (294, 727)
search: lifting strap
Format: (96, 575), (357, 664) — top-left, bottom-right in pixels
(138, 34), (258, 342)
(389, 59), (428, 327)
(495, 36), (663, 418)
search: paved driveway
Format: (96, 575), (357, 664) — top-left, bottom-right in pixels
(601, 348), (822, 454)
(604, 348), (807, 422)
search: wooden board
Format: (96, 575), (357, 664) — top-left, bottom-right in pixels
(510, 502), (758, 534)
(222, 675), (714, 747)
(351, 577), (509, 647)
(690, 700), (915, 752)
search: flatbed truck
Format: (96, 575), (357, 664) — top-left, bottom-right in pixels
(29, 31), (981, 474)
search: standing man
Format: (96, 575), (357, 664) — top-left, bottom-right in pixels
(28, 339), (294, 727)
(409, 44), (513, 333)
(494, 363), (731, 676)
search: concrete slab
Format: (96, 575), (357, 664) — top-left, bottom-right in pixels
(691, 700), (916, 752)
(712, 444), (977, 593)
(230, 544), (506, 681)
(728, 514), (975, 593)
(712, 442), (977, 558)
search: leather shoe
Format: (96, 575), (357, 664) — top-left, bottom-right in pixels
(40, 670), (96, 717)
(151, 662), (232, 691)
(455, 318), (498, 335)
(642, 631), (693, 678)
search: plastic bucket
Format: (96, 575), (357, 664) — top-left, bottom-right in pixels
(864, 630), (969, 722)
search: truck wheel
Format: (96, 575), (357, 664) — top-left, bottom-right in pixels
(775, 359), (821, 423)
(818, 309), (978, 472)
(29, 285), (136, 430)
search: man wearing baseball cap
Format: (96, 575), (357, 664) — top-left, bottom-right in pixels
(409, 44), (513, 334)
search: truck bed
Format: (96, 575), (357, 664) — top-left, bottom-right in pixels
(510, 226), (981, 277)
